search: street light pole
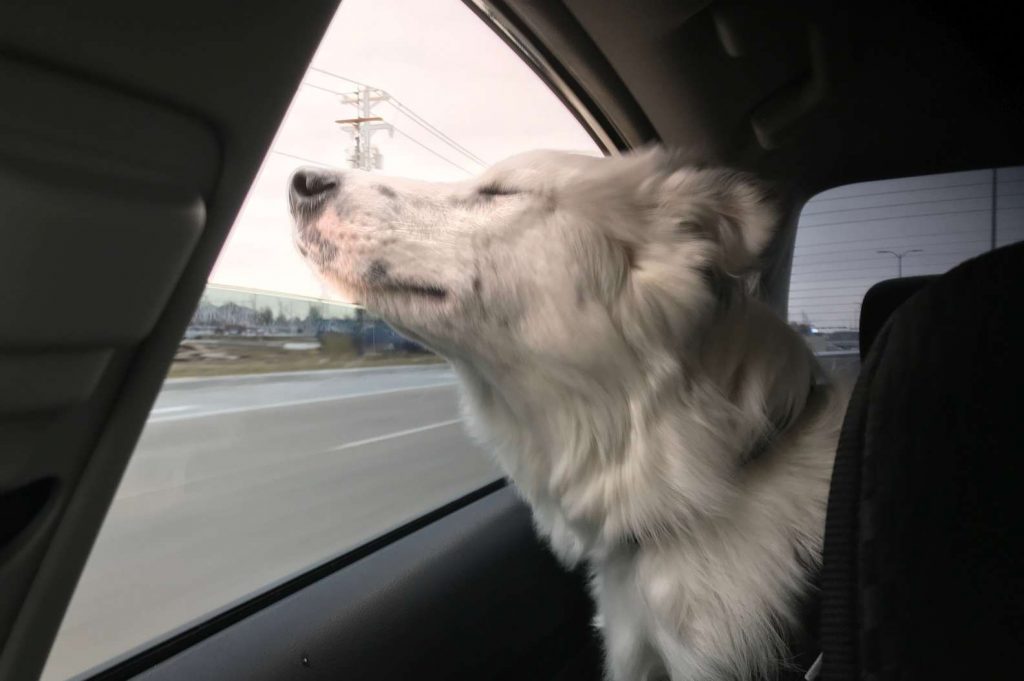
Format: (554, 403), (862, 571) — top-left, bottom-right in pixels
(876, 249), (923, 278)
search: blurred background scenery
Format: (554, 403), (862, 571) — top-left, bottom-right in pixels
(173, 285), (436, 378)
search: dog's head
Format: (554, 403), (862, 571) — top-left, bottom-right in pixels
(288, 149), (778, 381)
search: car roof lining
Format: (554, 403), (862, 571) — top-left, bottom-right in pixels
(553, 0), (1024, 192)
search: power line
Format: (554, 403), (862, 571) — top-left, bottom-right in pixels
(809, 178), (1024, 204)
(794, 244), (986, 262)
(790, 258), (957, 274)
(793, 245), (988, 268)
(795, 317), (865, 323)
(303, 69), (488, 167)
(790, 288), (905, 301)
(270, 149), (337, 168)
(789, 259), (981, 286)
(797, 241), (986, 258)
(789, 289), (884, 298)
(788, 301), (865, 308)
(392, 126), (475, 175)
(796, 313), (864, 319)
(794, 311), (866, 317)
(799, 207), (992, 229)
(792, 260), (979, 277)
(801, 194), (993, 217)
(794, 230), (989, 251)
(791, 256), (963, 274)
(786, 261), (946, 274)
(788, 299), (877, 307)
(388, 99), (488, 166)
(790, 290), (909, 302)
(300, 81), (352, 98)
(790, 314), (864, 320)
(308, 66), (369, 88)
(792, 316), (863, 321)
(802, 191), (1024, 218)
(792, 314), (864, 320)
(807, 180), (993, 203)
(794, 322), (863, 328)
(795, 238), (984, 256)
(789, 282), (899, 293)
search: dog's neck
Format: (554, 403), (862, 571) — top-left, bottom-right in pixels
(451, 298), (819, 563)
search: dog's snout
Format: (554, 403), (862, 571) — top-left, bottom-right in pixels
(290, 168), (341, 203)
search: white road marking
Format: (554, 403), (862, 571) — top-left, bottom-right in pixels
(164, 363), (452, 385)
(114, 418), (466, 501)
(146, 382), (458, 423)
(149, 405), (195, 415)
(327, 419), (463, 452)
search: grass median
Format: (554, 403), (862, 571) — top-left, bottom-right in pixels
(169, 335), (445, 378)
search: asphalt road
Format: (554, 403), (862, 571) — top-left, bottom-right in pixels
(44, 365), (498, 681)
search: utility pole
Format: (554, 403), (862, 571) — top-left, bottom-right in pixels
(336, 86), (393, 170)
(876, 249), (923, 278)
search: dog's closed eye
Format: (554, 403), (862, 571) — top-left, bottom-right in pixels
(477, 183), (521, 197)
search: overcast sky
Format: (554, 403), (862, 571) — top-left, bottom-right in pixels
(208, 0), (597, 300)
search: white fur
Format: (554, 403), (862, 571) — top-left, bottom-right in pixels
(290, 148), (849, 680)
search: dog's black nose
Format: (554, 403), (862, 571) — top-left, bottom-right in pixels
(289, 168), (341, 218)
(290, 168), (341, 201)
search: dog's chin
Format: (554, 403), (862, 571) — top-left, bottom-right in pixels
(318, 274), (364, 307)
(321, 269), (449, 314)
(363, 284), (450, 322)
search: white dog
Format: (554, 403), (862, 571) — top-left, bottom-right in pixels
(288, 149), (848, 680)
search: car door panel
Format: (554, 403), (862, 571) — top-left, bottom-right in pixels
(116, 488), (601, 681)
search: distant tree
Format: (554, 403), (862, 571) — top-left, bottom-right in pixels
(257, 307), (274, 325)
(274, 312), (288, 326)
(306, 304), (324, 335)
(353, 308), (366, 356)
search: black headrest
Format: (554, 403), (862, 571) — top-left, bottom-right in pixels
(858, 276), (935, 360)
(821, 242), (1024, 680)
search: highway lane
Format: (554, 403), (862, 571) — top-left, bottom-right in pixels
(148, 364), (459, 423)
(44, 367), (498, 681)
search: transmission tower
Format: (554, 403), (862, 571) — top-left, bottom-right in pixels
(336, 86), (393, 170)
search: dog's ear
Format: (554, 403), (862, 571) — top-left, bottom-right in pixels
(608, 164), (779, 345)
(655, 167), (779, 275)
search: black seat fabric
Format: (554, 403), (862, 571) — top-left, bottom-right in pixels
(858, 276), (935, 361)
(820, 243), (1024, 681)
